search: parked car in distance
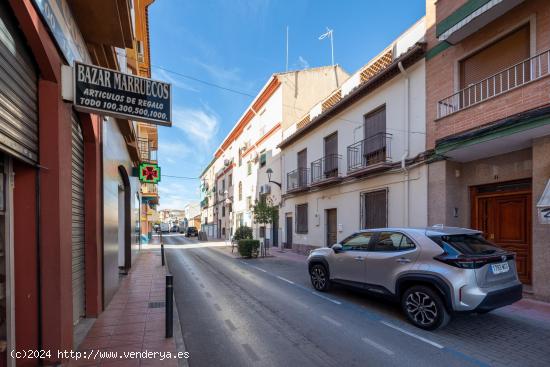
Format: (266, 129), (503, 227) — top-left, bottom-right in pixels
(170, 225), (180, 232)
(307, 226), (522, 330)
(160, 223), (170, 233)
(186, 226), (198, 237)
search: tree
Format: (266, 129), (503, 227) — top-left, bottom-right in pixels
(252, 195), (278, 226)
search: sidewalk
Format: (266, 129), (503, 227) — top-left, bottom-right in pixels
(70, 249), (182, 367)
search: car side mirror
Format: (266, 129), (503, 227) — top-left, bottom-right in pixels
(331, 243), (343, 253)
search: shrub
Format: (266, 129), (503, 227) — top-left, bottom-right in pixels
(238, 239), (260, 258)
(233, 226), (253, 241)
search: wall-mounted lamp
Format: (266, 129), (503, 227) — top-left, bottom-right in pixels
(266, 168), (282, 188)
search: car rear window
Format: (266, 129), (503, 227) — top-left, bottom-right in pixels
(429, 234), (503, 256)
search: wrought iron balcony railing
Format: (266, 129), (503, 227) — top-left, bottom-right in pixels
(437, 49), (550, 118)
(286, 168), (309, 192)
(347, 133), (392, 173)
(311, 154), (342, 185)
(141, 182), (158, 196)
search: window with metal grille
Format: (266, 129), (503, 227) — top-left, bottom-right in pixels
(238, 182), (243, 201)
(296, 204), (308, 234)
(247, 161), (252, 175)
(360, 189), (387, 229)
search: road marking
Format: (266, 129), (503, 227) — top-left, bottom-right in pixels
(361, 337), (394, 356)
(225, 319), (237, 332)
(380, 321), (444, 349)
(321, 315), (342, 327)
(310, 291), (342, 305)
(250, 265), (267, 273)
(214, 303), (222, 312)
(276, 275), (295, 285)
(241, 343), (260, 362)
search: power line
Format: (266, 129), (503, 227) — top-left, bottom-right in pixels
(162, 175), (198, 179)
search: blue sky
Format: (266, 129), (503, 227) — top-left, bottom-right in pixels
(148, 0), (424, 209)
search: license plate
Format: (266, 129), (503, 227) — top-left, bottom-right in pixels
(491, 262), (510, 274)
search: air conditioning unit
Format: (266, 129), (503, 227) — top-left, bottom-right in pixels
(259, 184), (271, 195)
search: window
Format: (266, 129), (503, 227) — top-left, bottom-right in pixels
(460, 24), (529, 90)
(238, 182), (243, 201)
(259, 226), (266, 238)
(260, 150), (267, 167)
(371, 232), (415, 252)
(360, 189), (387, 229)
(296, 204), (308, 234)
(429, 234), (501, 256)
(228, 203), (232, 213)
(246, 196), (252, 210)
(229, 174), (233, 187)
(221, 179), (225, 193)
(238, 150), (242, 166)
(363, 106), (387, 164)
(222, 206), (225, 217)
(341, 232), (373, 251)
(247, 161), (252, 175)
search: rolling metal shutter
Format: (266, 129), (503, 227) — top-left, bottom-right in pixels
(0, 2), (38, 163)
(71, 114), (85, 325)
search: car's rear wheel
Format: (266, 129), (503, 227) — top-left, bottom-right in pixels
(310, 264), (330, 292)
(402, 285), (450, 330)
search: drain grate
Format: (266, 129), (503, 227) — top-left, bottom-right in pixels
(148, 301), (165, 308)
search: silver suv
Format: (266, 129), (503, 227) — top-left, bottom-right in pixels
(307, 226), (522, 330)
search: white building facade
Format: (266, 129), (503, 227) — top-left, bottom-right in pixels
(279, 19), (428, 253)
(201, 66), (350, 242)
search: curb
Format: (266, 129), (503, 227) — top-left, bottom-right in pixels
(165, 251), (190, 367)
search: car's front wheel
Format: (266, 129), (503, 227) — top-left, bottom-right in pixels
(310, 264), (330, 292)
(402, 285), (450, 330)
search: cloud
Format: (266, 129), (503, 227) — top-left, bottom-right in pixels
(298, 56), (310, 69)
(153, 68), (199, 92)
(193, 59), (243, 85)
(171, 105), (219, 145)
(159, 140), (191, 158)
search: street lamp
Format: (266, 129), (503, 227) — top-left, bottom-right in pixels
(266, 168), (282, 188)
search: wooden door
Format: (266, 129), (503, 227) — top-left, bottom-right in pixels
(473, 188), (531, 284)
(326, 209), (337, 247)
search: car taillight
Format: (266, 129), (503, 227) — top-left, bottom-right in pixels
(434, 254), (513, 269)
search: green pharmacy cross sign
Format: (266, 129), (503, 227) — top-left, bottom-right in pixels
(139, 163), (161, 183)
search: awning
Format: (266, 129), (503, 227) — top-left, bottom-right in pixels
(438, 0), (525, 44)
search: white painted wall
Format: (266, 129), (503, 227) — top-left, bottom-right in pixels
(280, 59), (427, 248)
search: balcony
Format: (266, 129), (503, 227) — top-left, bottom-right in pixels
(141, 182), (158, 197)
(311, 154), (343, 187)
(286, 168), (310, 193)
(437, 49), (550, 119)
(138, 137), (158, 163)
(200, 197), (209, 209)
(347, 133), (392, 177)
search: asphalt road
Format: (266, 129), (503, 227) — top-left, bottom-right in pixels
(159, 234), (550, 367)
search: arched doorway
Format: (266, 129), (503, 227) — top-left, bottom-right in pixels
(118, 166), (131, 273)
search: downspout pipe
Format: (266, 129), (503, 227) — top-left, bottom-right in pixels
(398, 61), (410, 227)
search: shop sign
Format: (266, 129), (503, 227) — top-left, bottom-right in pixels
(74, 61), (172, 126)
(32, 0), (91, 64)
(537, 179), (550, 224)
(139, 162), (161, 184)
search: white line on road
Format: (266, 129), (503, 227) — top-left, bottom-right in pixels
(380, 321), (444, 349)
(310, 291), (342, 305)
(321, 315), (342, 327)
(361, 337), (395, 356)
(250, 265), (267, 273)
(276, 275), (295, 285)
